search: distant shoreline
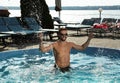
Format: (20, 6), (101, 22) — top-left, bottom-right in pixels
(50, 5), (120, 10)
(0, 5), (120, 10)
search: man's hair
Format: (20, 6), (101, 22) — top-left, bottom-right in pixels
(58, 28), (67, 34)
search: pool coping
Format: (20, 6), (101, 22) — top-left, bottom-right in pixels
(0, 46), (119, 54)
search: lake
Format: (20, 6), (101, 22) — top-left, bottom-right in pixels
(9, 10), (120, 23)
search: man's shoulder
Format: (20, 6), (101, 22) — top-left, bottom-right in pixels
(67, 41), (74, 44)
(66, 42), (75, 46)
(52, 41), (58, 46)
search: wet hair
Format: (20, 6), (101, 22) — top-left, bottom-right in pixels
(58, 28), (67, 34)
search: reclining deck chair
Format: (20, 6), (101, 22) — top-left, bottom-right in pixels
(91, 18), (101, 24)
(114, 19), (120, 38)
(102, 18), (117, 23)
(23, 17), (58, 40)
(0, 17), (10, 32)
(53, 17), (66, 29)
(53, 17), (64, 24)
(24, 17), (58, 31)
(23, 17), (42, 31)
(93, 18), (117, 38)
(3, 17), (37, 44)
(81, 19), (95, 26)
(66, 19), (93, 35)
(3, 17), (35, 34)
(0, 17), (11, 47)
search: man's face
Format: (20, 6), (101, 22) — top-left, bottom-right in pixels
(59, 30), (68, 41)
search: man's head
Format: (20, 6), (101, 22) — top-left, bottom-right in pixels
(58, 28), (68, 41)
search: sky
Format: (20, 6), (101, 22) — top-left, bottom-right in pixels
(0, 0), (120, 7)
(46, 0), (120, 6)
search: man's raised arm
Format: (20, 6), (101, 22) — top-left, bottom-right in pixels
(72, 32), (94, 50)
(81, 32), (93, 50)
(39, 33), (53, 52)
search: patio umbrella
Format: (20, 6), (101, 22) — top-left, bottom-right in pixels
(55, 0), (61, 18)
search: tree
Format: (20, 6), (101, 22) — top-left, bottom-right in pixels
(20, 0), (54, 29)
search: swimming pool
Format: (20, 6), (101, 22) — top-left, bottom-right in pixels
(0, 47), (120, 83)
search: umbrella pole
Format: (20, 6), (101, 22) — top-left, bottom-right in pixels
(59, 11), (61, 19)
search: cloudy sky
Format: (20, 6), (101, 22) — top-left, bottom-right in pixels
(0, 0), (120, 7)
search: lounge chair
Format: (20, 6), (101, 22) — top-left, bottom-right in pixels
(0, 34), (10, 47)
(2, 17), (39, 44)
(23, 17), (58, 40)
(53, 17), (64, 24)
(53, 17), (66, 29)
(0, 17), (10, 32)
(114, 19), (120, 38)
(0, 17), (11, 47)
(23, 17), (58, 32)
(117, 19), (120, 22)
(23, 17), (42, 31)
(93, 18), (117, 38)
(81, 19), (95, 26)
(101, 18), (117, 31)
(0, 17), (24, 34)
(91, 18), (101, 24)
(102, 18), (117, 23)
(2, 17), (36, 33)
(66, 19), (93, 35)
(103, 18), (117, 38)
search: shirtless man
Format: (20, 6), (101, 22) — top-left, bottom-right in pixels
(39, 28), (93, 72)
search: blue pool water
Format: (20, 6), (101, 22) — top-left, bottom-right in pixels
(0, 47), (120, 83)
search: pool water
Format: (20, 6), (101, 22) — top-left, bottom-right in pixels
(0, 47), (120, 83)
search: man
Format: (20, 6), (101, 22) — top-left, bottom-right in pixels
(39, 28), (93, 72)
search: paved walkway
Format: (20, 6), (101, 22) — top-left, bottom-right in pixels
(0, 30), (120, 52)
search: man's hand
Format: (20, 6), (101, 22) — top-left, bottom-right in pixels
(38, 33), (43, 42)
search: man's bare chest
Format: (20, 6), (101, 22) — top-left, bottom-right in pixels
(54, 44), (71, 53)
